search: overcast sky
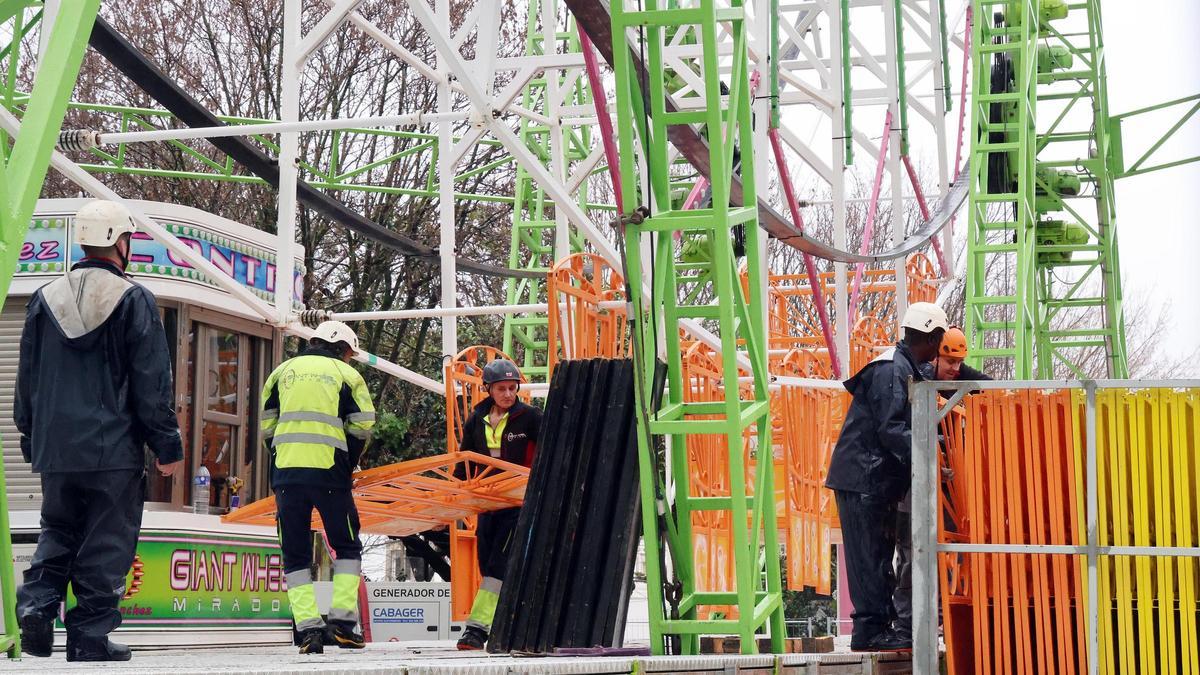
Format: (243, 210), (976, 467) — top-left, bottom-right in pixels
(1103, 1), (1200, 363)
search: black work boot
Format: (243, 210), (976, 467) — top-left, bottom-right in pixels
(326, 621), (365, 649)
(65, 635), (132, 662)
(298, 627), (325, 654)
(849, 629), (883, 652)
(456, 626), (488, 651)
(866, 629), (913, 653)
(19, 615), (53, 657)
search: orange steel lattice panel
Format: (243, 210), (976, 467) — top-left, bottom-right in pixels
(547, 252), (630, 376)
(223, 452), (529, 537)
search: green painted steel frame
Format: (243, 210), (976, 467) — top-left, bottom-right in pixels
(966, 0), (1129, 379)
(965, 0), (1039, 377)
(0, 0), (102, 658)
(1031, 0), (1127, 378)
(1111, 93), (1200, 179)
(611, 0), (784, 655)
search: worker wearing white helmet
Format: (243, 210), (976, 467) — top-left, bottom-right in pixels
(824, 302), (947, 653)
(260, 320), (376, 654)
(15, 200), (183, 662)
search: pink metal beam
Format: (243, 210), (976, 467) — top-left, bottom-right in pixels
(902, 154), (950, 277)
(579, 29), (624, 213)
(768, 127), (843, 378)
(848, 111), (893, 324)
(953, 7), (972, 182)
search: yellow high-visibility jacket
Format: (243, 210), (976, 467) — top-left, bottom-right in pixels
(261, 346), (376, 488)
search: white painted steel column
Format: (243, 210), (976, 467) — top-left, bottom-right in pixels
(883, 0), (907, 326)
(437, 0), (457, 359)
(274, 0), (301, 326)
(831, 0), (851, 371)
(929, 0), (954, 279)
(35, 0), (60, 69)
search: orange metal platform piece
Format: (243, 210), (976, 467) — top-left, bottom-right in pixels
(222, 452), (530, 536)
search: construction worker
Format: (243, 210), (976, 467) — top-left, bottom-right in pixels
(892, 326), (993, 643)
(260, 321), (376, 654)
(14, 200), (183, 661)
(825, 301), (948, 653)
(455, 359), (541, 651)
(921, 326), (992, 387)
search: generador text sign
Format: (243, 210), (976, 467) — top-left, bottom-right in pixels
(18, 216), (303, 306)
(63, 530), (292, 630)
(364, 583), (455, 641)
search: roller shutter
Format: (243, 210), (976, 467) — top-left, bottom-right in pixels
(1, 298), (40, 512)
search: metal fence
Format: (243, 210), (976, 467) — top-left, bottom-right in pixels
(911, 379), (1200, 675)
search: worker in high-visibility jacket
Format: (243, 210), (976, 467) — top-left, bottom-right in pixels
(260, 321), (376, 655)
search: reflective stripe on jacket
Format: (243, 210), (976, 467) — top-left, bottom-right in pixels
(261, 346), (376, 488)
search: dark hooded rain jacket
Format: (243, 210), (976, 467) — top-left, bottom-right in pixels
(824, 342), (926, 501)
(14, 259), (183, 472)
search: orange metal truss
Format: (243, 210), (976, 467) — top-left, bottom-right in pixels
(546, 252), (630, 376)
(222, 452), (530, 537)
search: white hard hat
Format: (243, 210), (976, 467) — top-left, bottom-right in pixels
(74, 200), (136, 247)
(901, 302), (949, 334)
(313, 320), (359, 353)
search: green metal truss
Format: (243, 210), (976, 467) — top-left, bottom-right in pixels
(965, 0), (1128, 379)
(0, 0), (103, 658)
(611, 0), (784, 655)
(0, 93), (626, 211)
(501, 1), (592, 382)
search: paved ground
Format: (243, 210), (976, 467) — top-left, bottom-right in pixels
(1, 638), (914, 674)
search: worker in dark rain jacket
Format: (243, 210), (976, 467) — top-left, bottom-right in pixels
(455, 359), (541, 651)
(825, 302), (948, 652)
(261, 321), (376, 655)
(15, 200), (183, 662)
(891, 326), (993, 643)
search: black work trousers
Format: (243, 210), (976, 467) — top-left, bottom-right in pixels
(834, 489), (900, 643)
(275, 485), (362, 573)
(477, 507), (520, 580)
(17, 469), (145, 639)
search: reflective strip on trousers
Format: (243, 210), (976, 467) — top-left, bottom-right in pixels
(465, 577), (502, 632)
(330, 573), (360, 623)
(285, 568), (313, 589)
(333, 558), (361, 576)
(273, 432), (348, 452)
(288, 583), (323, 631)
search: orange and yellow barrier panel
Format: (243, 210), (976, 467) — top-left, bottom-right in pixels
(931, 386), (1199, 675)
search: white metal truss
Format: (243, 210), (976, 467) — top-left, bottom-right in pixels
(44, 0), (957, 390)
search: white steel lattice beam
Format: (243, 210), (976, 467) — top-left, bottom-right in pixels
(297, 0), (366, 64)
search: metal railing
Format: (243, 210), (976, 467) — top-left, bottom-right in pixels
(911, 378), (1200, 675)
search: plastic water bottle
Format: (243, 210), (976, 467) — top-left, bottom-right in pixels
(193, 465), (211, 515)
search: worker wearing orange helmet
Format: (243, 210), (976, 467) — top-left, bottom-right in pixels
(919, 327), (992, 386)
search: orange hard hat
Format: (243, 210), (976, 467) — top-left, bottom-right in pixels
(939, 327), (968, 359)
